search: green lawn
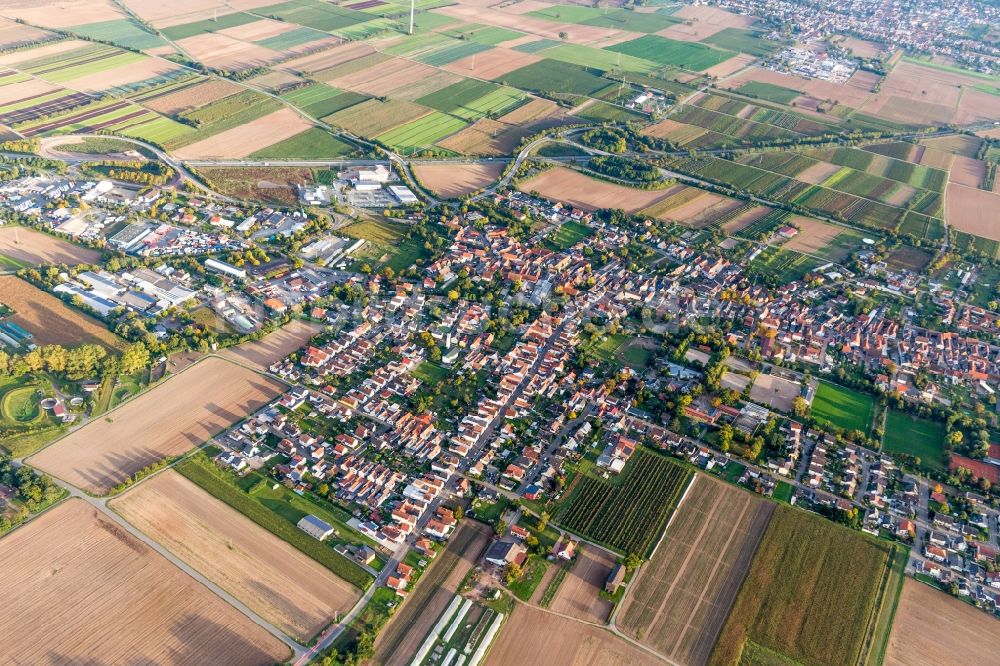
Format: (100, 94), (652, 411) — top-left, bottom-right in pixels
(810, 381), (874, 433)
(881, 410), (946, 471)
(507, 554), (549, 601)
(413, 361), (450, 385)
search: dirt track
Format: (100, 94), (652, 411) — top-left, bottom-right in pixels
(0, 499), (290, 665)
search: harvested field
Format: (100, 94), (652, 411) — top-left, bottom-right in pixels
(839, 36), (883, 58)
(282, 42), (377, 75)
(176, 32), (279, 70)
(642, 118), (707, 145)
(920, 134), (982, 157)
(0, 38), (89, 66)
(948, 155), (986, 186)
(797, 161), (843, 185)
(374, 521), (491, 666)
(781, 217), (843, 254)
(435, 118), (520, 155)
(29, 356), (284, 494)
(917, 145), (955, 170)
(0, 0), (122, 27)
(485, 604), (661, 666)
(723, 67), (874, 108)
(518, 167), (673, 213)
(0, 498), (290, 665)
(221, 319), (320, 370)
(443, 46), (542, 79)
(886, 579), (1000, 666)
(110, 470), (359, 642)
(548, 546), (615, 624)
(412, 162), (503, 198)
(703, 53), (755, 78)
(217, 18), (296, 42)
(435, 4), (626, 45)
(0, 275), (120, 350)
(173, 108), (311, 158)
(619, 475), (772, 666)
(946, 184), (1000, 242)
(663, 5), (756, 41)
(0, 225), (101, 265)
(63, 57), (182, 94)
(749, 373), (804, 412)
(860, 62), (997, 126)
(142, 78), (243, 115)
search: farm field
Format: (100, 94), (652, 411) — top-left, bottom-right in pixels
(946, 184), (1000, 242)
(412, 162), (503, 198)
(496, 59), (610, 96)
(375, 111), (468, 152)
(0, 226), (101, 266)
(28, 357), (284, 494)
(618, 475), (774, 666)
(173, 107), (312, 158)
(485, 604), (661, 666)
(0, 498), (290, 665)
(881, 410), (945, 472)
(885, 579), (1000, 666)
(518, 167), (674, 213)
(250, 127), (354, 159)
(109, 470), (360, 642)
(810, 381), (874, 432)
(0, 276), (121, 350)
(557, 448), (692, 556)
(607, 34), (734, 70)
(548, 545), (616, 624)
(221, 319), (321, 370)
(373, 521), (491, 666)
(710, 505), (901, 666)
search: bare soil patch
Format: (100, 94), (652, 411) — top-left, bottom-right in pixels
(723, 67), (874, 108)
(0, 226), (101, 265)
(886, 579), (1000, 666)
(110, 470), (359, 641)
(0, 275), (120, 350)
(444, 47), (542, 79)
(549, 546), (615, 623)
(797, 161), (843, 185)
(486, 604), (661, 666)
(221, 319), (320, 370)
(946, 183), (1000, 242)
(658, 5), (755, 41)
(29, 357), (284, 494)
(839, 36), (883, 58)
(281, 42), (377, 75)
(618, 475), (773, 666)
(722, 204), (772, 233)
(948, 155), (986, 186)
(413, 162), (503, 198)
(0, 0), (122, 27)
(329, 57), (456, 98)
(781, 216), (843, 254)
(703, 53), (756, 79)
(749, 373), (804, 412)
(0, 498), (290, 665)
(176, 32), (280, 70)
(518, 167), (673, 213)
(920, 134), (983, 157)
(218, 18), (296, 42)
(916, 145), (955, 170)
(173, 107), (311, 159)
(0, 38), (88, 66)
(65, 58), (184, 94)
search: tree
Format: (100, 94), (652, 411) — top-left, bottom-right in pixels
(119, 342), (150, 375)
(503, 561), (523, 585)
(495, 518), (507, 536)
(537, 511), (550, 532)
(718, 424), (733, 453)
(624, 553), (642, 571)
(792, 395), (808, 418)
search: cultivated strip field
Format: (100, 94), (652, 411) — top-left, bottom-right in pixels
(110, 470), (359, 641)
(374, 521), (491, 666)
(618, 475), (773, 666)
(0, 499), (290, 665)
(29, 357), (284, 494)
(221, 319), (321, 370)
(548, 545), (615, 624)
(485, 604), (661, 666)
(885, 579), (1000, 666)
(0, 226), (102, 265)
(0, 275), (121, 350)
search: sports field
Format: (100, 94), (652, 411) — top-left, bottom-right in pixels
(811, 381), (874, 432)
(881, 410), (946, 471)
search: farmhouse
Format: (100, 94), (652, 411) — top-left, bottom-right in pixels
(297, 514), (335, 541)
(606, 563), (626, 594)
(485, 541), (526, 567)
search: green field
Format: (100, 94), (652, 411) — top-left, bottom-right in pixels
(339, 217), (429, 270)
(527, 6), (680, 32)
(413, 41), (493, 66)
(255, 26), (329, 50)
(413, 361), (451, 385)
(557, 448), (691, 556)
(37, 51), (147, 84)
(375, 111), (467, 152)
(881, 410), (945, 471)
(702, 28), (780, 57)
(281, 84), (368, 118)
(259, 1), (372, 33)
(496, 59), (610, 96)
(250, 128), (354, 159)
(711, 506), (901, 666)
(736, 81), (801, 104)
(543, 43), (659, 74)
(811, 381), (874, 432)
(607, 35), (734, 71)
(69, 19), (166, 50)
(416, 79), (522, 120)
(161, 12), (258, 40)
(547, 220), (593, 249)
